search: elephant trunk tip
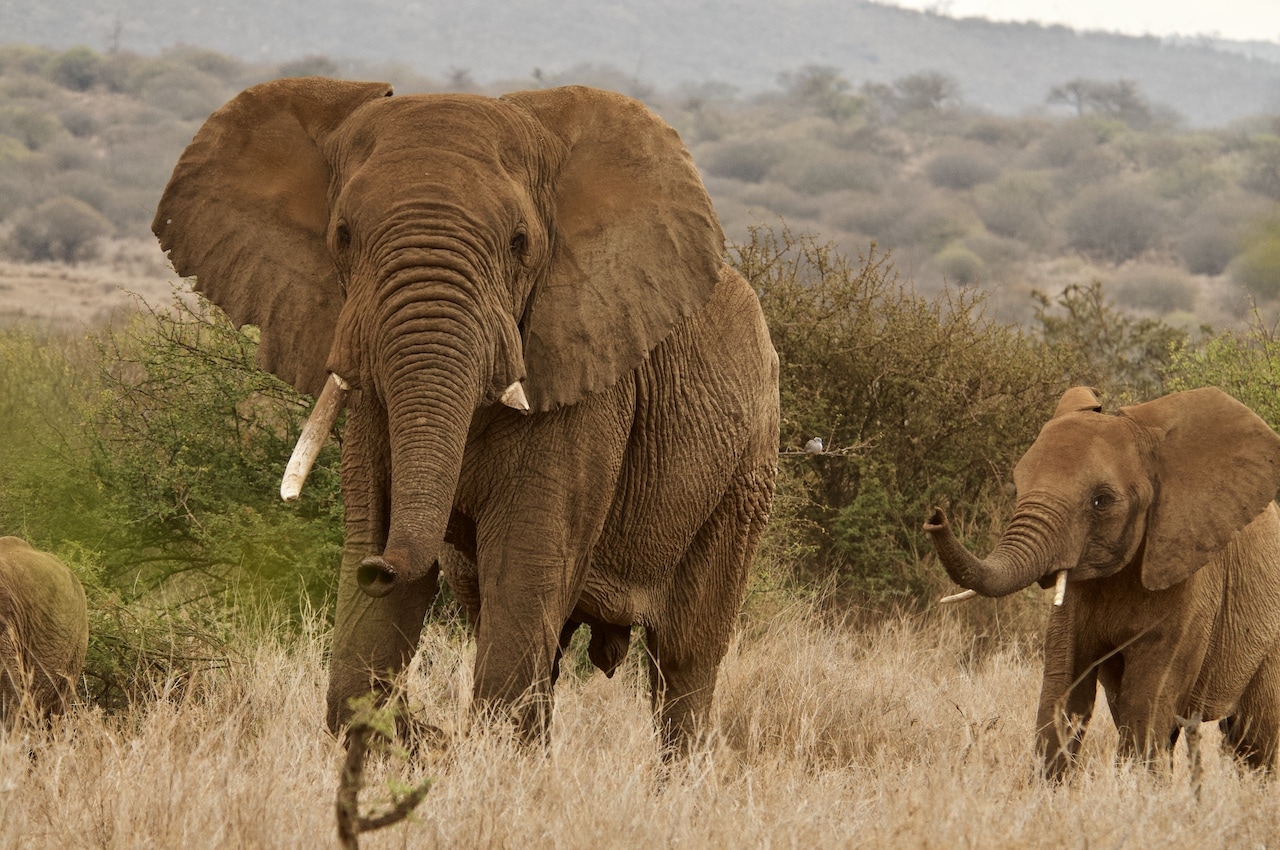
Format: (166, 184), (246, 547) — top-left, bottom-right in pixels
(357, 556), (398, 598)
(923, 506), (948, 533)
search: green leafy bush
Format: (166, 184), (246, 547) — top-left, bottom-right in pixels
(739, 226), (1067, 601)
(1032, 281), (1187, 401)
(1165, 313), (1280, 429)
(85, 297), (343, 603)
(1230, 218), (1280, 300)
(0, 328), (231, 712)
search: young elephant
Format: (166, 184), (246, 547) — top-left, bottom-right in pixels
(925, 386), (1280, 778)
(0, 537), (88, 728)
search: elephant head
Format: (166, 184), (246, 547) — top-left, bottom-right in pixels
(153, 78), (725, 598)
(925, 386), (1280, 597)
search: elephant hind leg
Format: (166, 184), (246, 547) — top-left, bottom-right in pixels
(1221, 653), (1280, 771)
(648, 468), (771, 755)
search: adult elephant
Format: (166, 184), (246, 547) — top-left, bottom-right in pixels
(926, 386), (1280, 779)
(0, 537), (88, 728)
(153, 78), (779, 752)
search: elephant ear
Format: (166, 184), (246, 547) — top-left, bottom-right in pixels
(153, 77), (393, 397)
(502, 86), (725, 411)
(1121, 387), (1280, 590)
(1052, 386), (1102, 418)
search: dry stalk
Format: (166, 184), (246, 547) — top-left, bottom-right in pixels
(335, 718), (435, 850)
(1176, 713), (1203, 802)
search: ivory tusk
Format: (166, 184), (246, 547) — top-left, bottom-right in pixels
(1053, 570), (1068, 607)
(939, 589), (978, 604)
(499, 380), (530, 413)
(280, 373), (350, 502)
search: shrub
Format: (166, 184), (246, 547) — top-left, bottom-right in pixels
(1230, 218), (1280, 300)
(0, 104), (64, 150)
(0, 328), (233, 712)
(975, 170), (1056, 248)
(934, 240), (985, 285)
(48, 46), (106, 92)
(1109, 263), (1199, 314)
(924, 143), (1001, 190)
(769, 146), (892, 195)
(701, 137), (787, 183)
(737, 226), (1067, 601)
(1064, 185), (1168, 263)
(1032, 280), (1187, 401)
(137, 66), (230, 120)
(1241, 135), (1280, 201)
(1175, 194), (1268, 276)
(85, 297), (343, 604)
(7, 195), (112, 262)
(1165, 313), (1280, 429)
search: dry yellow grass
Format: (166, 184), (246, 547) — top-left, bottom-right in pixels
(2, 603), (1276, 849)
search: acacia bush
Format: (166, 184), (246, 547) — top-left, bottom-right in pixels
(86, 297), (343, 602)
(0, 326), (231, 711)
(1064, 185), (1168, 263)
(739, 227), (1068, 601)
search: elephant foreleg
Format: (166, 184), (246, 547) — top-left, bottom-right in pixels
(1035, 610), (1099, 781)
(326, 556), (440, 735)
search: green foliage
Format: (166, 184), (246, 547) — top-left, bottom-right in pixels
(85, 297), (343, 603)
(47, 46), (105, 92)
(0, 328), (232, 712)
(1165, 313), (1280, 429)
(1231, 218), (1280, 300)
(740, 226), (1067, 601)
(1032, 281), (1188, 400)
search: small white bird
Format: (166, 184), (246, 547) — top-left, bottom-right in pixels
(804, 436), (824, 454)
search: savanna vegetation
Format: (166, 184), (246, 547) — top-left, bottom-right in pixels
(4, 42), (1280, 848)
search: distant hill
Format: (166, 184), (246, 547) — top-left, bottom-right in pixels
(4, 0), (1280, 125)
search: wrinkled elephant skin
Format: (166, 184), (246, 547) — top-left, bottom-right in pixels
(927, 386), (1280, 778)
(0, 536), (88, 728)
(153, 78), (780, 752)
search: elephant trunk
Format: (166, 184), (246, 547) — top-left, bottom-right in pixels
(355, 290), (488, 598)
(924, 506), (1064, 598)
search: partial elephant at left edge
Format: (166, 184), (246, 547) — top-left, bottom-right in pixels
(0, 536), (89, 729)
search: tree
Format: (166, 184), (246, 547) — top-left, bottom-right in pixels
(1047, 78), (1157, 129)
(778, 65), (863, 122)
(892, 71), (961, 114)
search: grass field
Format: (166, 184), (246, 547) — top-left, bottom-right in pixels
(2, 599), (1273, 850)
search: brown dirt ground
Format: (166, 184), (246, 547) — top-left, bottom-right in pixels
(0, 239), (192, 329)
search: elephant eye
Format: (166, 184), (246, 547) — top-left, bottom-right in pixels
(509, 229), (528, 259)
(1091, 492), (1116, 511)
(335, 221), (352, 252)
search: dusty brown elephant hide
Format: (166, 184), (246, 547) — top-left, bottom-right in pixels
(152, 78), (780, 752)
(0, 536), (88, 728)
(927, 386), (1280, 778)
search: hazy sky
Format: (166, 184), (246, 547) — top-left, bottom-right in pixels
(886, 0), (1280, 43)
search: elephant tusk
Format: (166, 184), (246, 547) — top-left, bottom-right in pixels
(499, 380), (530, 413)
(1053, 569), (1068, 607)
(939, 589), (978, 604)
(280, 373), (350, 502)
